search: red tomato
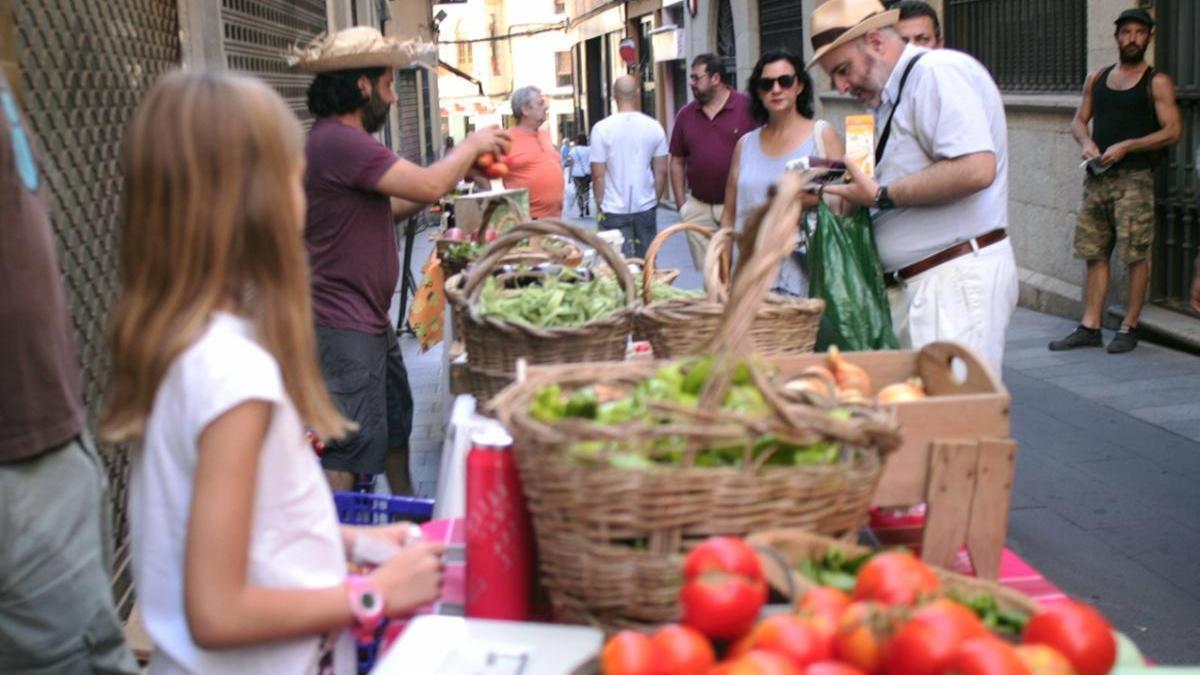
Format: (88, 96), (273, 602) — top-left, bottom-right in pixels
(681, 537), (767, 640)
(713, 650), (803, 675)
(730, 615), (832, 669)
(500, 154), (513, 165)
(798, 587), (852, 625)
(948, 636), (1031, 675)
(650, 624), (716, 675)
(1013, 645), (1076, 675)
(1022, 601), (1116, 675)
(853, 552), (940, 607)
(834, 602), (894, 674)
(805, 662), (868, 675)
(884, 600), (987, 675)
(793, 612), (837, 655)
(485, 162), (509, 179)
(475, 152), (496, 168)
(601, 630), (656, 675)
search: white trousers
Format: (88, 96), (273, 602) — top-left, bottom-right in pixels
(888, 238), (1018, 376)
(678, 196), (724, 271)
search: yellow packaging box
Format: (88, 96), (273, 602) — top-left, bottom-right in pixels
(845, 114), (876, 178)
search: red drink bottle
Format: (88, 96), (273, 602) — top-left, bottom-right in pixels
(465, 425), (533, 620)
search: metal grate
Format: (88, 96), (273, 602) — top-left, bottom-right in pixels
(14, 0), (181, 618)
(221, 0), (327, 129)
(716, 0), (736, 89)
(396, 68), (422, 165)
(1151, 0), (1200, 310)
(945, 0), (1085, 93)
(758, 0), (806, 59)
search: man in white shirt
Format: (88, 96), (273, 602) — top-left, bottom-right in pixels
(590, 75), (669, 258)
(812, 0), (1018, 373)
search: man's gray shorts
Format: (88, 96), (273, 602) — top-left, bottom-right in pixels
(601, 207), (658, 259)
(316, 325), (413, 476)
(0, 434), (138, 674)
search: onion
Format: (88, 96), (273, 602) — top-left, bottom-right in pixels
(443, 227), (467, 242)
(828, 346), (874, 395)
(876, 378), (927, 404)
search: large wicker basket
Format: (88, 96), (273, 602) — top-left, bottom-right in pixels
(448, 219), (636, 402)
(745, 528), (1040, 617)
(636, 225), (825, 358)
(488, 174), (901, 630)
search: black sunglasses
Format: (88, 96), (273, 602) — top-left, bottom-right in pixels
(756, 74), (798, 92)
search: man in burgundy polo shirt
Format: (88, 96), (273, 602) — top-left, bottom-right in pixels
(669, 53), (758, 270)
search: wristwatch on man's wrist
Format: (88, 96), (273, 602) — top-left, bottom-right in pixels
(874, 185), (896, 210)
(346, 575), (385, 644)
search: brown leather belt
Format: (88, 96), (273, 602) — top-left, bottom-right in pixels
(883, 229), (1007, 288)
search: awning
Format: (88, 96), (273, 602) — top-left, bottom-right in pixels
(567, 1), (626, 43)
(436, 59), (484, 96)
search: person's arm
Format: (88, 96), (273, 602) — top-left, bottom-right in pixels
(817, 123), (847, 214)
(824, 149), (996, 209)
(718, 138), (744, 229)
(1071, 68), (1102, 160)
(670, 155), (688, 210)
(391, 197), (425, 220)
(184, 401), (445, 648)
(374, 126), (509, 204)
(652, 155), (668, 202)
(591, 162), (606, 215)
(1099, 72), (1183, 166)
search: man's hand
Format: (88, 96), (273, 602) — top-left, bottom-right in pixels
(798, 189), (820, 211)
(465, 125), (512, 157)
(822, 155), (880, 208)
(1099, 140), (1128, 167)
(1081, 139), (1102, 161)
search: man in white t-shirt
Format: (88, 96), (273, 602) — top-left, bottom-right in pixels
(589, 75), (668, 258)
(812, 0), (1018, 373)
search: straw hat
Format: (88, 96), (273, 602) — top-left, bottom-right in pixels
(285, 26), (433, 73)
(806, 0), (900, 69)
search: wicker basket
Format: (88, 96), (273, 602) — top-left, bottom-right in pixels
(488, 174), (901, 629)
(448, 219), (636, 402)
(745, 528), (1040, 617)
(636, 226), (826, 358)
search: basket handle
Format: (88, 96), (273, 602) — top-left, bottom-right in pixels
(461, 218), (637, 308)
(471, 195), (526, 243)
(701, 228), (736, 303)
(641, 222), (718, 304)
(917, 341), (1005, 396)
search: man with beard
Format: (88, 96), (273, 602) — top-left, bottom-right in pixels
(297, 27), (508, 493)
(1049, 8), (1181, 354)
(893, 1), (943, 49)
(669, 53), (758, 270)
(812, 0), (1018, 373)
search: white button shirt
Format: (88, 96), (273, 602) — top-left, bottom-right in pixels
(871, 44), (1009, 272)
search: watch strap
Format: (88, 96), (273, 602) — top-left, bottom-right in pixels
(346, 575), (385, 644)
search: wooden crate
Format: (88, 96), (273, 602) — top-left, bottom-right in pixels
(767, 342), (1015, 580)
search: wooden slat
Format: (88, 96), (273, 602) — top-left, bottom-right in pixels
(920, 441), (980, 571)
(966, 439), (1018, 580)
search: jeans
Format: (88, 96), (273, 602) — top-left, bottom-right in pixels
(600, 207), (657, 259)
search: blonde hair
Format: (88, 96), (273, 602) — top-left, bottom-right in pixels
(101, 71), (351, 442)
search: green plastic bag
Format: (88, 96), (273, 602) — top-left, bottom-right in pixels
(806, 199), (899, 351)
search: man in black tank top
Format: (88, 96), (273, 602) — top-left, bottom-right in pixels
(1050, 8), (1181, 354)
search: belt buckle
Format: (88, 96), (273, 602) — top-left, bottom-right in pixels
(883, 271), (901, 288)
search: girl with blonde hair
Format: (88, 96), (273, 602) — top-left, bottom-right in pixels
(102, 71), (442, 675)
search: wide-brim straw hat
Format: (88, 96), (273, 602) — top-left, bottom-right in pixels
(285, 26), (433, 73)
(806, 0), (900, 70)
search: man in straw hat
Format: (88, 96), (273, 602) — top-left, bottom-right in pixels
(812, 0), (1017, 373)
(291, 27), (510, 493)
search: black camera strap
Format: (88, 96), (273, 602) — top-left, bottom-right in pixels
(875, 52), (926, 167)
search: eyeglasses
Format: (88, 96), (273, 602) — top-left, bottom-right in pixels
(756, 74), (797, 92)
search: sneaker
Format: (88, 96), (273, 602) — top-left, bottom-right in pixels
(1048, 325), (1102, 351)
(1107, 326), (1138, 354)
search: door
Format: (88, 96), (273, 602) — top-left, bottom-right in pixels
(1151, 0), (1200, 311)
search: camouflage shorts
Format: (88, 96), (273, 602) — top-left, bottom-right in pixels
(1073, 168), (1155, 265)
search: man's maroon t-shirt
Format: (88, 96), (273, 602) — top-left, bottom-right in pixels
(668, 90), (758, 205)
(304, 117), (400, 334)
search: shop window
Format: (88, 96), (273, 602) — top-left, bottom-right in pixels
(556, 51), (573, 88)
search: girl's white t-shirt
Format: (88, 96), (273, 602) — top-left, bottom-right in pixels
(129, 312), (354, 675)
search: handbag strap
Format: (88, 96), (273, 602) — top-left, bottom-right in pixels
(875, 52), (926, 167)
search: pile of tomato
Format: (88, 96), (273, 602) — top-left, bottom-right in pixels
(600, 537), (1119, 675)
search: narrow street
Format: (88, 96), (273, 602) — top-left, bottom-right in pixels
(398, 188), (1200, 663)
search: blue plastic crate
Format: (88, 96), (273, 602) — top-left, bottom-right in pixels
(332, 492), (435, 673)
(333, 491), (435, 526)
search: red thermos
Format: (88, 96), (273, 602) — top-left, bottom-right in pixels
(465, 425), (533, 620)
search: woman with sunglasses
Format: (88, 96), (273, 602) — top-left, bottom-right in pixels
(719, 49), (843, 296)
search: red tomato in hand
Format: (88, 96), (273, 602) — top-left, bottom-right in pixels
(680, 537), (767, 640)
(805, 662), (868, 675)
(601, 630), (656, 675)
(948, 636), (1031, 675)
(730, 615), (832, 669)
(853, 552), (940, 607)
(834, 602), (894, 674)
(650, 624), (715, 675)
(475, 151), (496, 168)
(485, 162), (509, 179)
(1022, 601), (1116, 675)
(1014, 644), (1076, 675)
(715, 650), (803, 675)
(884, 600), (986, 675)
